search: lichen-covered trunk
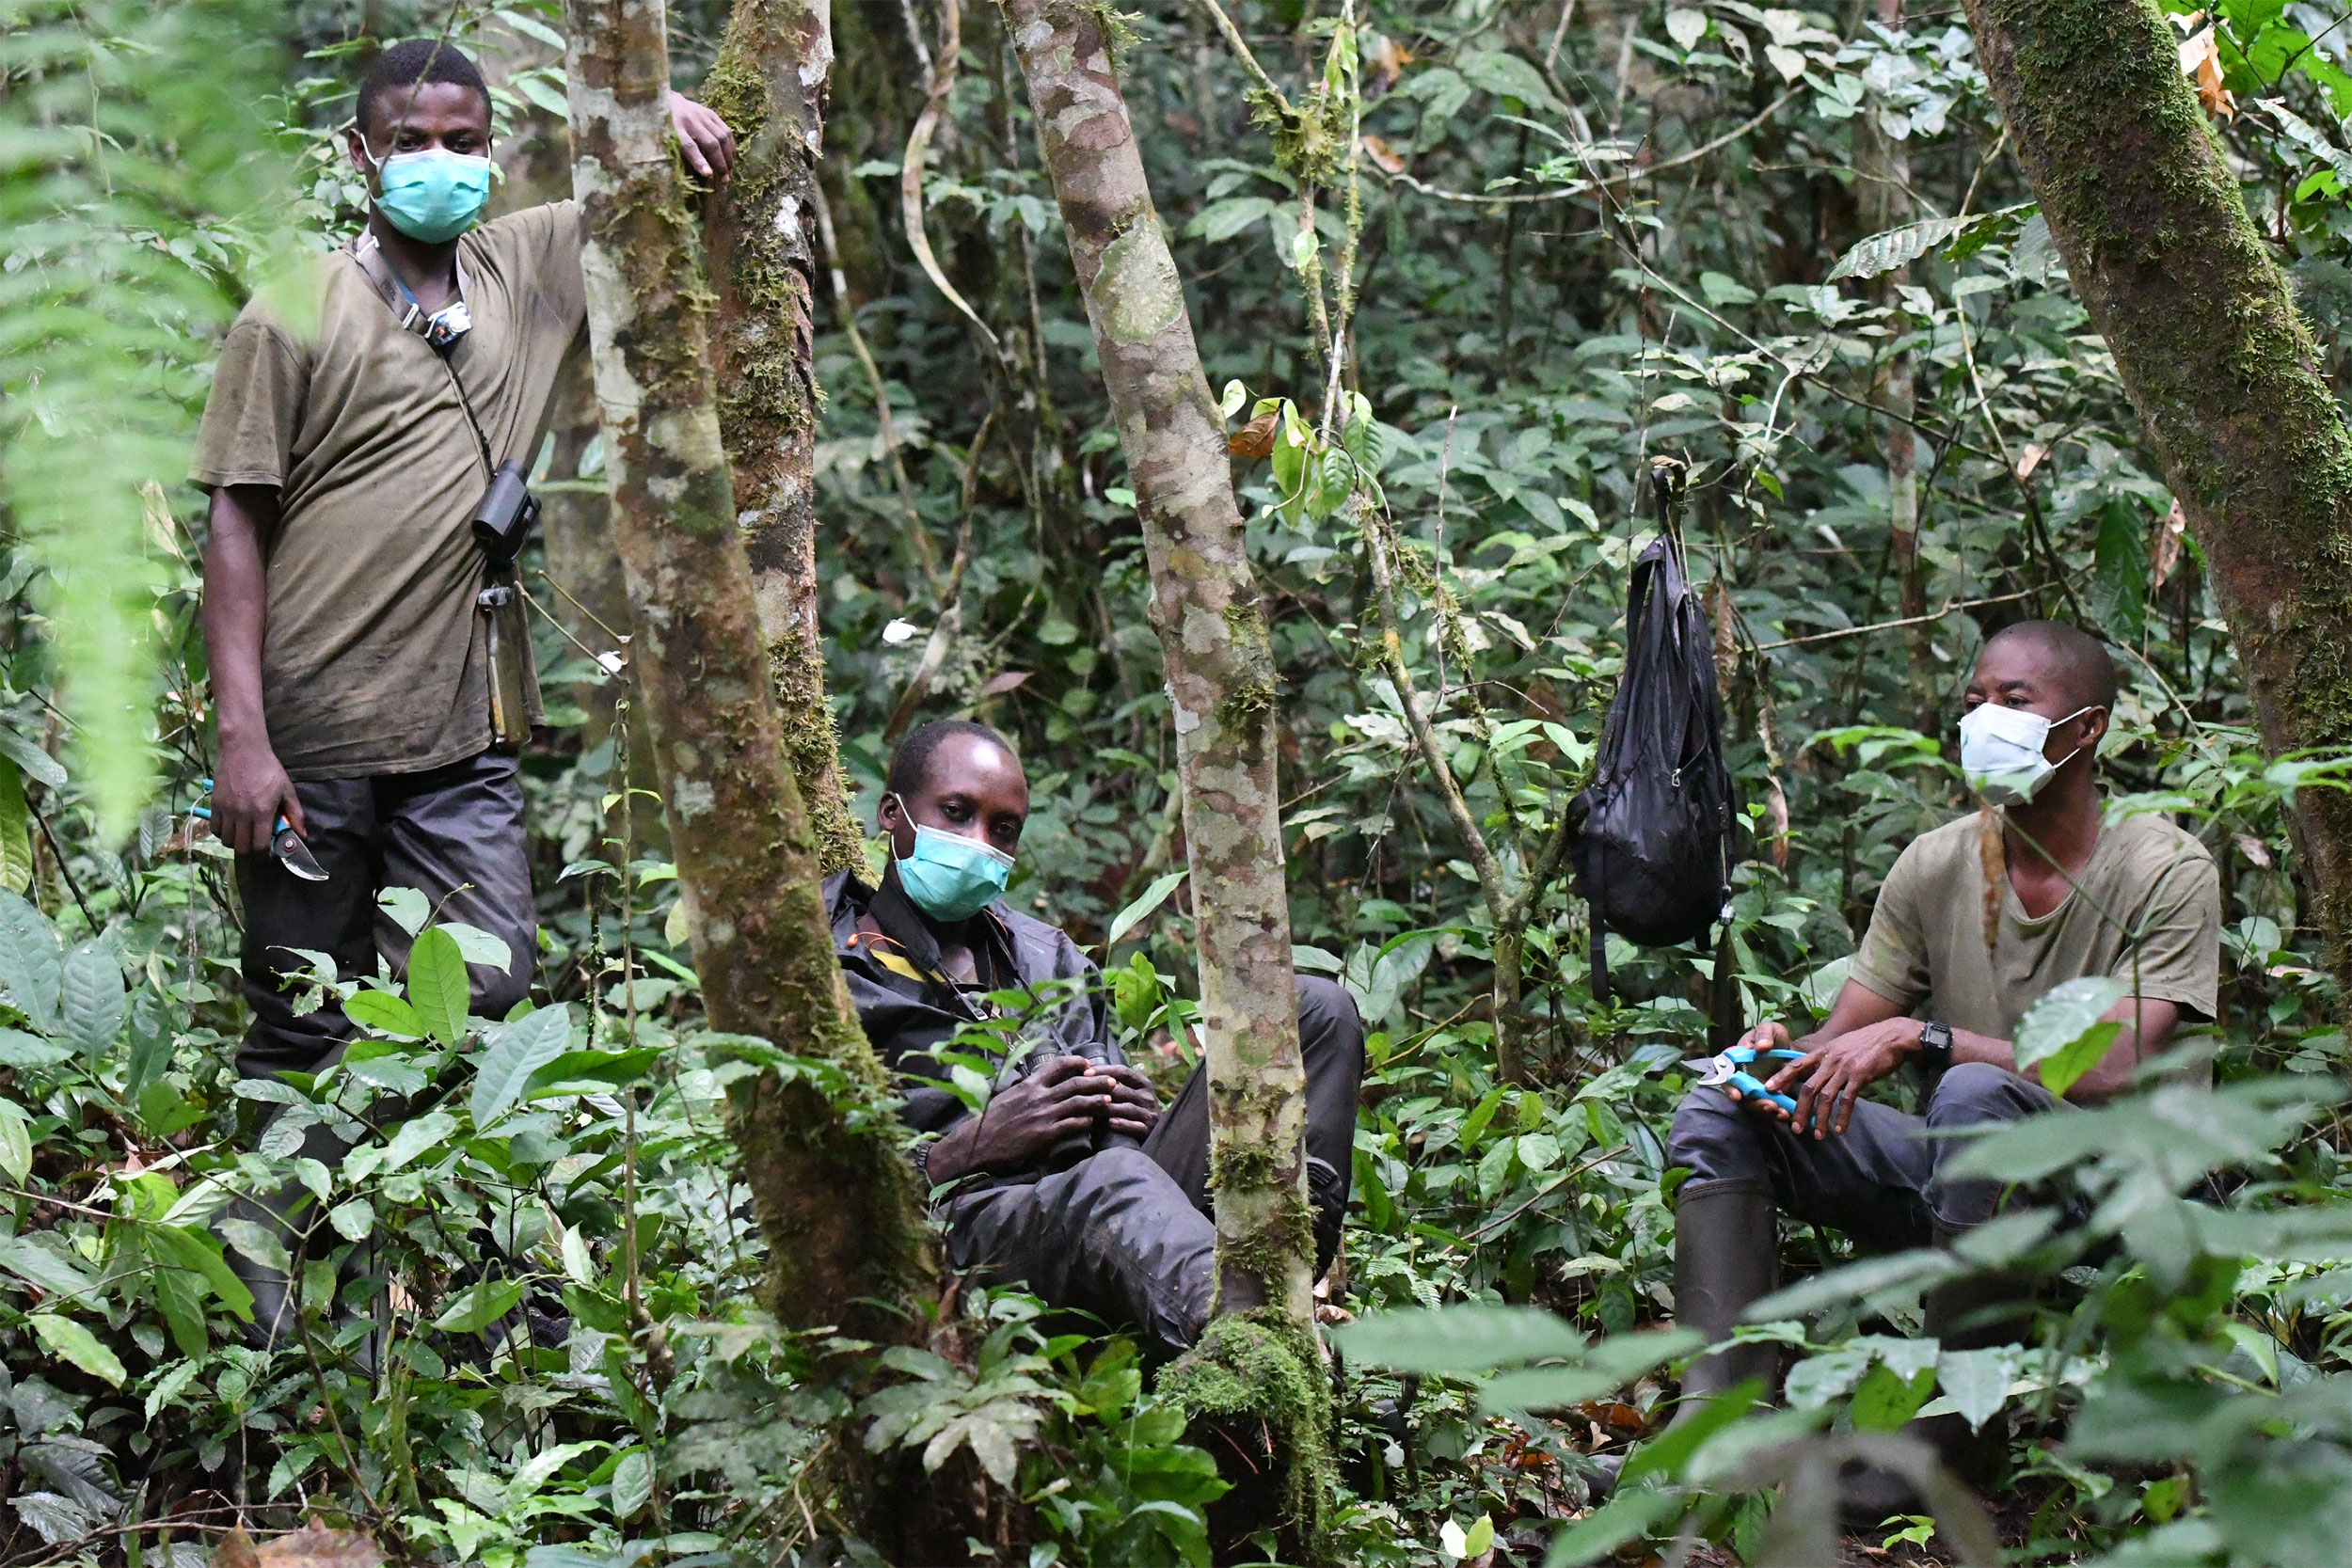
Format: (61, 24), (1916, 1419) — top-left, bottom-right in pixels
(1001, 0), (1313, 1326)
(701, 0), (863, 874)
(1963, 0), (2352, 977)
(564, 0), (929, 1332)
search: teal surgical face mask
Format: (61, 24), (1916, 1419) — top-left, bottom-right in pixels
(363, 144), (493, 244)
(890, 801), (1016, 923)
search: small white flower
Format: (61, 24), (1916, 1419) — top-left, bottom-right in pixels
(882, 618), (924, 645)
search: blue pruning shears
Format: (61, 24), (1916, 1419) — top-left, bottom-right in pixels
(1687, 1045), (1805, 1116)
(190, 780), (328, 882)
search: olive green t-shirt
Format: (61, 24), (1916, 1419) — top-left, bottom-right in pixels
(1849, 806), (2221, 1039)
(190, 202), (586, 780)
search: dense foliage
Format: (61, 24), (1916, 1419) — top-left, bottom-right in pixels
(10, 0), (2352, 1562)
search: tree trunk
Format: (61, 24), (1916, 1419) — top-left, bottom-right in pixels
(564, 0), (930, 1333)
(999, 0), (1330, 1545)
(1961, 0), (2352, 974)
(701, 0), (865, 875)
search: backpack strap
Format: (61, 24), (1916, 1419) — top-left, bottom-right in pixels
(347, 233), (499, 483)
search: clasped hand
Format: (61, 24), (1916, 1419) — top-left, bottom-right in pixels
(1723, 1017), (1922, 1139)
(928, 1054), (1159, 1183)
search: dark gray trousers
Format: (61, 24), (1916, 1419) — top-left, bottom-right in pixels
(235, 751), (536, 1082)
(1666, 1062), (2058, 1246)
(940, 975), (1366, 1361)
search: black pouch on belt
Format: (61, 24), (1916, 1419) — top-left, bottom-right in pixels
(473, 461), (542, 754)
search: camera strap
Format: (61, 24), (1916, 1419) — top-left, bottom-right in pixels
(348, 233), (498, 484)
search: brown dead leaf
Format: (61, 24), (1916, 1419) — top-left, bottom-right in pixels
(1363, 33), (1414, 96)
(2152, 498), (2188, 589)
(1228, 407), (1281, 459)
(1766, 774), (1790, 872)
(2234, 832), (2274, 869)
(978, 670), (1033, 698)
(215, 1521), (385, 1568)
(2178, 20), (2237, 118)
(2014, 442), (2045, 483)
(1979, 806), (2007, 953)
(1163, 108), (1202, 138)
(1359, 134), (1407, 176)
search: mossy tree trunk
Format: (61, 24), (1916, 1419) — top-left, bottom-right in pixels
(1000, 1), (1331, 1548)
(1962, 0), (2352, 977)
(699, 0), (864, 875)
(564, 0), (930, 1333)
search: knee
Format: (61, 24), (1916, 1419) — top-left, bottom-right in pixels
(1668, 1085), (1764, 1180)
(1928, 1063), (2042, 1128)
(1296, 976), (1365, 1064)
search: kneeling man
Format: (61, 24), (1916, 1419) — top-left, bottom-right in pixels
(1666, 622), (2218, 1450)
(830, 720), (1363, 1361)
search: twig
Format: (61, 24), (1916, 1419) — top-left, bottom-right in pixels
(1375, 90), (1797, 205)
(899, 0), (1002, 354)
(30, 804), (96, 930)
(1462, 1144), (1630, 1240)
(1749, 588), (2042, 651)
(1183, 0), (1291, 112)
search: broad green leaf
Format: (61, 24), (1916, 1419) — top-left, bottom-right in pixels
(520, 1047), (662, 1102)
(0, 889), (62, 1031)
(144, 1358), (202, 1419)
(0, 1029), (70, 1068)
(1106, 871), (1185, 948)
(377, 1110), (460, 1175)
(342, 988), (425, 1039)
(28, 1313), (124, 1386)
(1480, 1330), (1699, 1417)
(1542, 1487), (1684, 1566)
(144, 1224), (255, 1321)
(218, 1217), (292, 1277)
(437, 922), (514, 973)
(1850, 1361), (1936, 1430)
(0, 726), (67, 788)
(0, 1097), (30, 1183)
(1334, 1303), (1584, 1375)
(472, 1003), (574, 1127)
(327, 1198), (374, 1243)
(0, 1235), (103, 1305)
(1932, 1345), (2024, 1431)
(1454, 49), (1561, 112)
(611, 1448), (653, 1518)
(406, 927), (471, 1047)
(377, 886), (430, 935)
(58, 941), (124, 1057)
(1619, 1381), (1760, 1484)
(0, 757), (31, 893)
(433, 1275), (527, 1333)
(2013, 976), (2128, 1096)
(1825, 203), (2033, 282)
(1183, 197), (1279, 244)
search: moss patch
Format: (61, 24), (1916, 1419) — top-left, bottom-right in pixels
(1159, 1310), (1336, 1562)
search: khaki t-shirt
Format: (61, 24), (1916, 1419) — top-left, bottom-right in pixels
(1849, 806), (2221, 1039)
(191, 202), (586, 780)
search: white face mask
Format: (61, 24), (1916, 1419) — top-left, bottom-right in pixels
(1959, 703), (2095, 805)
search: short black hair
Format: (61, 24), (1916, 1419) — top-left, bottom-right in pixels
(357, 39), (492, 141)
(887, 720), (1017, 798)
(1983, 619), (2120, 713)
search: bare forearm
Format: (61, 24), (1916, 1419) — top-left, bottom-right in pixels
(201, 486), (276, 746)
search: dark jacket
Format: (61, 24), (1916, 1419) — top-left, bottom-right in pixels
(825, 869), (1124, 1141)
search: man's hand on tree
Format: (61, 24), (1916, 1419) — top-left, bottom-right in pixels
(929, 1054), (1150, 1181)
(212, 737), (304, 855)
(1756, 1018), (1925, 1139)
(667, 92), (737, 181)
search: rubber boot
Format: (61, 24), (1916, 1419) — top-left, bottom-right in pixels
(1839, 1223), (2032, 1527)
(1588, 1180), (1779, 1498)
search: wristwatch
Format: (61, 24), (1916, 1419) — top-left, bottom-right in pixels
(1916, 1020), (1954, 1073)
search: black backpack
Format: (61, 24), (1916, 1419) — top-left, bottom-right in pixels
(1571, 467), (1735, 1004)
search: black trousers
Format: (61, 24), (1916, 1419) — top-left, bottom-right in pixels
(940, 975), (1366, 1361)
(235, 751), (536, 1082)
(1666, 1062), (2058, 1247)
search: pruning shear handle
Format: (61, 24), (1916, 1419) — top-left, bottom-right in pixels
(192, 782), (329, 883)
(1689, 1044), (1806, 1116)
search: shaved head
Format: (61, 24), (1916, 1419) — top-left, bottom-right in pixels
(1979, 620), (2119, 714)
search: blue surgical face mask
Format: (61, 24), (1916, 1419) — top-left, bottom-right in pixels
(364, 144), (493, 244)
(891, 806), (1016, 924)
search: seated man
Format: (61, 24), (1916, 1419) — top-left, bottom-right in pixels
(1664, 622), (2218, 1466)
(829, 719), (1364, 1361)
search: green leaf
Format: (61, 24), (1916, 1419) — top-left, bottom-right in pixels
(1183, 197), (1279, 244)
(0, 1097), (30, 1184)
(2013, 976), (2128, 1097)
(28, 1313), (124, 1386)
(433, 1275), (527, 1333)
(218, 1218), (292, 1277)
(1825, 203), (2033, 282)
(1542, 1487), (1684, 1566)
(0, 1235), (103, 1305)
(1454, 49), (1562, 112)
(342, 989), (424, 1039)
(144, 1357), (203, 1419)
(1850, 1361), (1937, 1430)
(1619, 1381), (1760, 1484)
(511, 71), (570, 119)
(0, 726), (67, 789)
(0, 757), (32, 894)
(1106, 871), (1186, 948)
(437, 922), (515, 973)
(2092, 499), (2152, 644)
(1334, 1303), (1584, 1375)
(1932, 1345), (2024, 1431)
(145, 1224), (255, 1322)
(472, 1003), (574, 1127)
(377, 1110), (460, 1175)
(0, 890), (62, 1032)
(521, 1047), (662, 1102)
(0, 1029), (70, 1068)
(377, 886), (430, 936)
(58, 941), (124, 1057)
(406, 927), (471, 1047)
(327, 1198), (374, 1243)
(1480, 1330), (1700, 1418)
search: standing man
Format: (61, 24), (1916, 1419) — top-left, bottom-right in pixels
(194, 40), (735, 1085)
